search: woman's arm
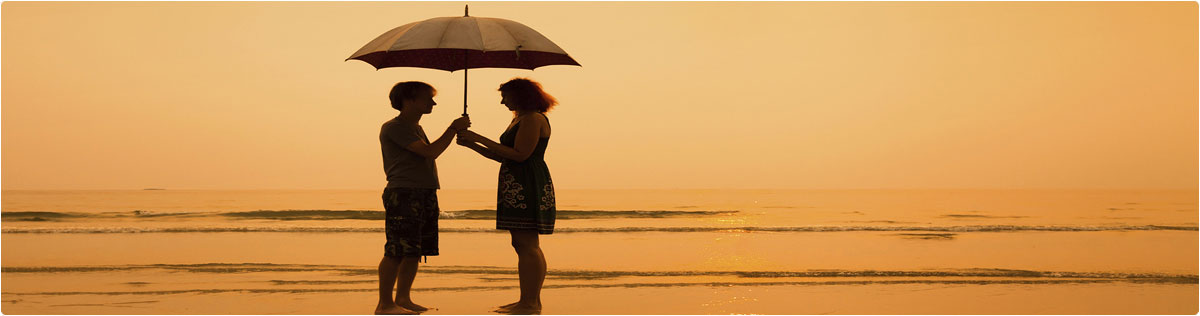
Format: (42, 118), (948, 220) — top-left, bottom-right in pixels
(467, 115), (545, 163)
(457, 137), (504, 163)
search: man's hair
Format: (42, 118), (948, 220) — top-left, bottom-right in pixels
(499, 78), (557, 113)
(389, 81), (436, 111)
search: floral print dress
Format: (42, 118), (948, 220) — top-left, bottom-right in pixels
(495, 116), (556, 234)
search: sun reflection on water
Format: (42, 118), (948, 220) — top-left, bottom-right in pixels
(701, 293), (763, 315)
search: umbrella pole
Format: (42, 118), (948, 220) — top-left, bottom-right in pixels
(462, 5), (469, 116)
(463, 51), (469, 116)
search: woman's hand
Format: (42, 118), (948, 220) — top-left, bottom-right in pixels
(456, 129), (503, 162)
(456, 130), (481, 144)
(456, 132), (474, 146)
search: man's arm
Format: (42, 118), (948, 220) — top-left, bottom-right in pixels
(405, 116), (471, 159)
(405, 128), (456, 159)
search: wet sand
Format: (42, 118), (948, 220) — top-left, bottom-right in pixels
(3, 276), (1195, 314)
(3, 230), (1197, 314)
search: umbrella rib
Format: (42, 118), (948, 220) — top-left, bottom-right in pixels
(494, 22), (531, 67)
(438, 18), (454, 50)
(492, 21), (570, 56)
(434, 19), (455, 70)
(474, 18), (485, 53)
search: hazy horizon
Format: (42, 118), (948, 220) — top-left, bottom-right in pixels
(3, 2), (1196, 190)
(1, 187), (1196, 192)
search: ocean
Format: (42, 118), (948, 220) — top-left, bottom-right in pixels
(2, 189), (1196, 314)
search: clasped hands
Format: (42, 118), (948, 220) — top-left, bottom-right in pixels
(451, 116), (483, 147)
(456, 129), (483, 147)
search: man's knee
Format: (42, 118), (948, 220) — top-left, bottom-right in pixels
(381, 255), (401, 264)
(399, 255), (423, 264)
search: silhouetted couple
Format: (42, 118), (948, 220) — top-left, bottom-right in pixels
(375, 79), (557, 315)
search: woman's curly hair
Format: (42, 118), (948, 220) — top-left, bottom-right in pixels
(499, 78), (557, 113)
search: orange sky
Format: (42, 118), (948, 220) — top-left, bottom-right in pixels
(2, 2), (1196, 190)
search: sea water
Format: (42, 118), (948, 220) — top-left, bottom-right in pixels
(2, 189), (1196, 314)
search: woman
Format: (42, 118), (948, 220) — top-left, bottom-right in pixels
(457, 78), (556, 314)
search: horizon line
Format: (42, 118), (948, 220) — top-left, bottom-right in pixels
(2, 187), (1197, 191)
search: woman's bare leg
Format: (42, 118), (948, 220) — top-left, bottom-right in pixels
(494, 230), (545, 313)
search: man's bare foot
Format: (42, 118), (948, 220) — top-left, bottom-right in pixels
(375, 303), (419, 315)
(501, 302), (542, 315)
(397, 300), (432, 312)
(492, 301), (520, 313)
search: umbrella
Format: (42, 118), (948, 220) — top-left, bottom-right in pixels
(347, 6), (580, 115)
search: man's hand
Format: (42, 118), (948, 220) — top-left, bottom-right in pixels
(450, 115), (471, 131)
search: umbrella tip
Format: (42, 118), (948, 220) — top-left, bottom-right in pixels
(464, 4), (469, 17)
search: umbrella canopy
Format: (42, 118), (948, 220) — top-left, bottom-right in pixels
(348, 8), (580, 115)
(348, 16), (580, 71)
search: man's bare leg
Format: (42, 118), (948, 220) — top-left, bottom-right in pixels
(395, 256), (431, 312)
(376, 256), (418, 315)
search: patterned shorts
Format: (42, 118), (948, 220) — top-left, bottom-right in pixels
(382, 187), (439, 258)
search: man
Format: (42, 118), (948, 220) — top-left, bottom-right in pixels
(375, 81), (470, 315)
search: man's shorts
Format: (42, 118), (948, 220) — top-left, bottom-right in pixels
(382, 187), (440, 258)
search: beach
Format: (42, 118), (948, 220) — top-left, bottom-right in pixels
(2, 189), (1197, 314)
(4, 1), (1197, 314)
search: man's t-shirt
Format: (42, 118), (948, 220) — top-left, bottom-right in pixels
(380, 118), (440, 189)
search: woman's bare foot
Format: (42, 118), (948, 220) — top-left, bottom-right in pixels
(397, 300), (432, 312)
(375, 303), (419, 315)
(501, 302), (542, 315)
